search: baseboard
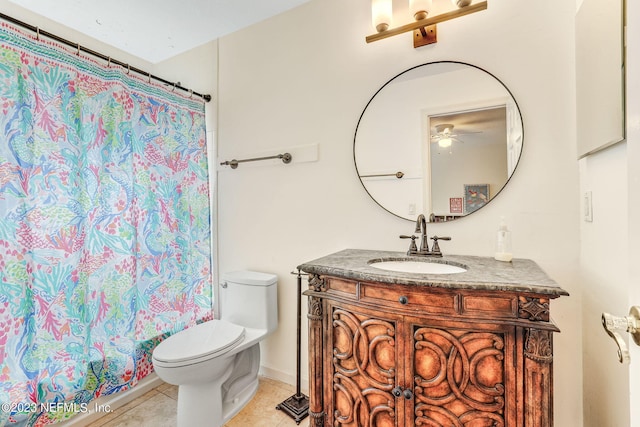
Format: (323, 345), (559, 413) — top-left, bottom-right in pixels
(57, 373), (163, 426)
(258, 365), (309, 395)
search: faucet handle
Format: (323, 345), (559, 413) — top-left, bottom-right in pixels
(400, 235), (418, 255)
(430, 236), (451, 256)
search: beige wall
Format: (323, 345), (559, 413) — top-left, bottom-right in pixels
(579, 144), (629, 426)
(579, 0), (640, 425)
(216, 0), (582, 424)
(628, 0), (640, 419)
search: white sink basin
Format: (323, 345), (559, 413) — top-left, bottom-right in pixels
(369, 260), (467, 274)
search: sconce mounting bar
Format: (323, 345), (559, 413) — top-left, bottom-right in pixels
(365, 1), (487, 44)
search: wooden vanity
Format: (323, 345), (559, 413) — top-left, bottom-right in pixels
(299, 249), (568, 427)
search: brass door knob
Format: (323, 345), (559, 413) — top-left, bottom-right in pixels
(601, 306), (640, 364)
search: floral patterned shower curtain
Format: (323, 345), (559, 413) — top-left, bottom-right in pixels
(0, 22), (213, 426)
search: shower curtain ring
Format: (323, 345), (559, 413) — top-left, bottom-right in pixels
(36, 27), (40, 40)
(127, 64), (130, 74)
(189, 89), (193, 99)
(107, 57), (111, 68)
(76, 43), (80, 55)
(148, 72), (151, 83)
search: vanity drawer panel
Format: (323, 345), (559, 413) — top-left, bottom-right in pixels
(325, 278), (358, 298)
(360, 283), (458, 314)
(461, 293), (518, 318)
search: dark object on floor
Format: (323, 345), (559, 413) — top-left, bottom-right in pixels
(275, 270), (309, 424)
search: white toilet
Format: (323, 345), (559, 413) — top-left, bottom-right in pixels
(152, 270), (278, 427)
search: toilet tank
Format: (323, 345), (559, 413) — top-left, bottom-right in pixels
(220, 270), (278, 333)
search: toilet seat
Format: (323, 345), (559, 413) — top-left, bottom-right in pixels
(153, 320), (245, 366)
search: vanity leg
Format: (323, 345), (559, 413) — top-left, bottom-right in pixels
(523, 328), (554, 427)
(307, 295), (325, 427)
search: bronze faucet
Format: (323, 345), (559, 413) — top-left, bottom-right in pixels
(415, 214), (429, 254)
(399, 214), (451, 257)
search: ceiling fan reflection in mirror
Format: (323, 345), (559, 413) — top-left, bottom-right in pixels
(431, 123), (460, 148)
(431, 123), (482, 152)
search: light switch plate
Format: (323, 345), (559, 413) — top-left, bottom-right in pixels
(584, 191), (593, 222)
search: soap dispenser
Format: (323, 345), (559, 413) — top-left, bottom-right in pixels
(494, 216), (513, 262)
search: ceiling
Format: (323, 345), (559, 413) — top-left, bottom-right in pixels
(430, 106), (507, 147)
(9, 0), (312, 63)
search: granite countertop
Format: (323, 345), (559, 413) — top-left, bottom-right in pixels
(298, 249), (569, 297)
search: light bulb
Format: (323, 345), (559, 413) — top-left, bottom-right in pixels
(410, 0), (432, 20)
(372, 0), (392, 32)
(438, 138), (452, 148)
(451, 0), (472, 8)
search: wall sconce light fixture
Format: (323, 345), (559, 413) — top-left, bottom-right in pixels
(367, 0), (487, 48)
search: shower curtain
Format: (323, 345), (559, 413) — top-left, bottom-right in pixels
(0, 22), (213, 426)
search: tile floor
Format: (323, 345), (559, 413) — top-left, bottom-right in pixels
(86, 377), (305, 427)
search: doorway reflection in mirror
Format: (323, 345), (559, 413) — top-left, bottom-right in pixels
(354, 61), (523, 222)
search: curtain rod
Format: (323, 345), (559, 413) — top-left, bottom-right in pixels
(0, 12), (212, 103)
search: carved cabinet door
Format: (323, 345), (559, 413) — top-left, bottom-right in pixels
(406, 317), (517, 427)
(329, 301), (403, 427)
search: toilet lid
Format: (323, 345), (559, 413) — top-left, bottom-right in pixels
(153, 320), (245, 364)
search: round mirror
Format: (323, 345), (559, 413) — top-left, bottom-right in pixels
(354, 61), (523, 222)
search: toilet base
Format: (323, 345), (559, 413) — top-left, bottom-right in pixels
(222, 376), (259, 422)
(177, 378), (227, 427)
(176, 374), (260, 427)
(174, 344), (261, 427)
